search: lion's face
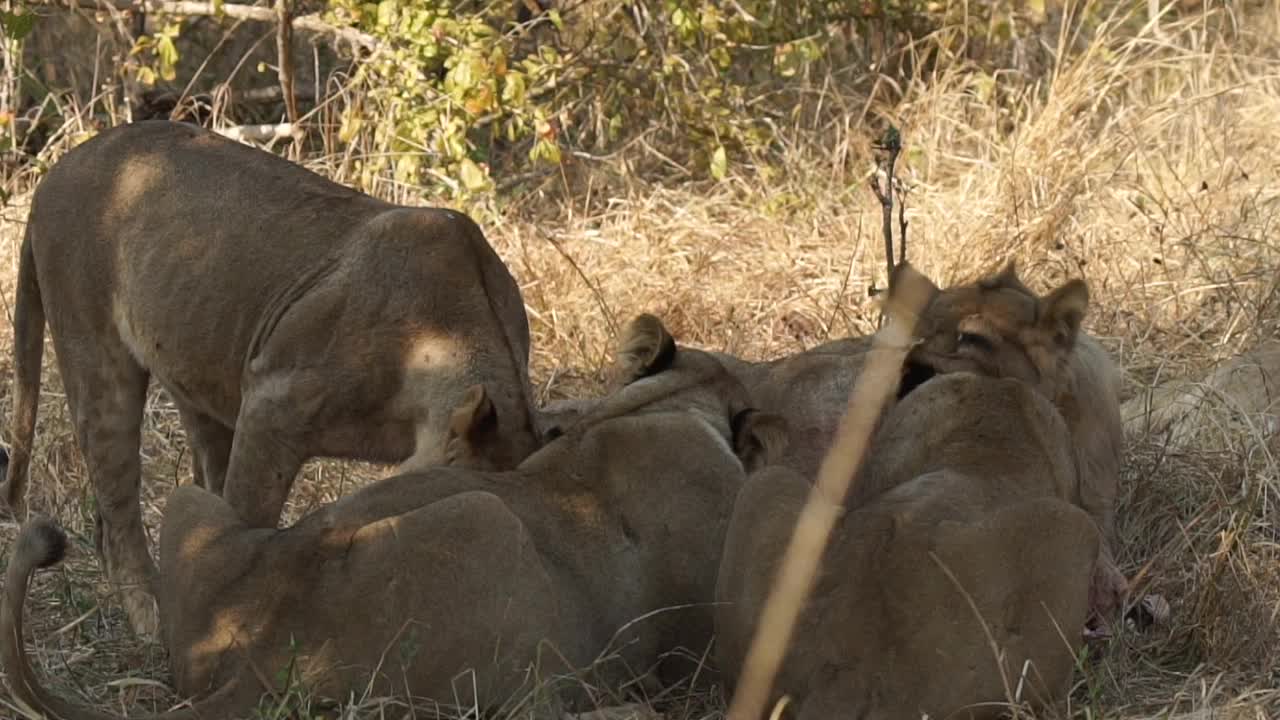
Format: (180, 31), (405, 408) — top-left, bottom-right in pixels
(901, 262), (1090, 401)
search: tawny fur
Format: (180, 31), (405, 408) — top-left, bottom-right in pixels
(576, 263), (1127, 624)
(715, 372), (1100, 720)
(0, 120), (542, 638)
(1122, 339), (1280, 448)
(0, 314), (788, 720)
(902, 262), (1127, 623)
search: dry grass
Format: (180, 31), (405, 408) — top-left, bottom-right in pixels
(2, 1), (1280, 718)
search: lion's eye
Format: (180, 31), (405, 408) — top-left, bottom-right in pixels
(957, 331), (995, 351)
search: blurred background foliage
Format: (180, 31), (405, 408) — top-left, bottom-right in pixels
(1, 0), (1181, 210)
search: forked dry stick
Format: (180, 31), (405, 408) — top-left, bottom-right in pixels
(724, 265), (934, 720)
(869, 125), (903, 283)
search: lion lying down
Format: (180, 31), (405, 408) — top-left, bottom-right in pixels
(716, 371), (1101, 720)
(1122, 338), (1280, 449)
(1, 315), (787, 719)
(544, 264), (1127, 628)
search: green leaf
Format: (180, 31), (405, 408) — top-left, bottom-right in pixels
(448, 53), (476, 94)
(501, 72), (526, 105)
(710, 46), (731, 70)
(212, 0), (224, 17)
(548, 9), (563, 31)
(376, 0), (397, 29)
(458, 158), (489, 192)
(339, 114), (363, 143)
(710, 144), (727, 180)
(529, 138), (561, 165)
(699, 4), (721, 33)
(1, 11), (34, 41)
(774, 43), (800, 78)
(157, 35), (180, 81)
(394, 154), (421, 185)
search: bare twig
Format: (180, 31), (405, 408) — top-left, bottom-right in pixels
(896, 181), (909, 266)
(868, 125), (903, 285)
(724, 268), (933, 720)
(31, 0), (380, 51)
(274, 0), (300, 158)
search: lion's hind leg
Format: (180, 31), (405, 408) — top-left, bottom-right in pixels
(53, 334), (160, 640)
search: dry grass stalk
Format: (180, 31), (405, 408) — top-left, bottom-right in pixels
(725, 270), (933, 720)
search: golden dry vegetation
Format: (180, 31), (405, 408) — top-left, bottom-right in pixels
(1, 1), (1279, 718)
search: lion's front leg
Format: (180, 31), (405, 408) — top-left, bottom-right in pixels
(221, 382), (311, 529)
(1085, 543), (1129, 639)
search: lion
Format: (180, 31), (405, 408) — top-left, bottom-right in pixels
(900, 262), (1127, 627)
(715, 372), (1101, 720)
(1122, 339), (1280, 449)
(581, 263), (1127, 626)
(765, 264), (1123, 623)
(717, 264), (1122, 556)
(0, 120), (544, 638)
(1, 313), (788, 719)
(586, 264), (1121, 545)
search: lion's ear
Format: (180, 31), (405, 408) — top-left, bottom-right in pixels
(985, 259), (1018, 286)
(1038, 278), (1090, 350)
(731, 409), (789, 473)
(448, 384), (498, 444)
(612, 313), (677, 385)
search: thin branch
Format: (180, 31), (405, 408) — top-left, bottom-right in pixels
(32, 0), (380, 51)
(868, 126), (902, 285)
(896, 182), (909, 265)
(274, 0), (300, 157)
(724, 272), (934, 720)
(275, 0), (297, 123)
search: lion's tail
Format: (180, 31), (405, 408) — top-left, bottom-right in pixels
(2, 517), (253, 720)
(0, 515), (104, 720)
(1, 223), (47, 515)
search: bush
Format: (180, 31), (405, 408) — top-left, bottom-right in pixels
(7, 0), (1102, 202)
(322, 0), (949, 200)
